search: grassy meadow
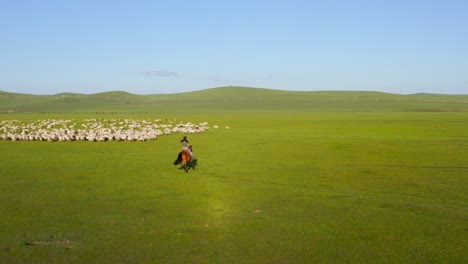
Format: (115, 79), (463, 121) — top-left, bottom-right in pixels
(0, 87), (467, 263)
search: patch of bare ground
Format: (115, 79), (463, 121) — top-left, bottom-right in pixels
(25, 240), (73, 249)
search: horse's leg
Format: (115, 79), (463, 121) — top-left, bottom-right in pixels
(182, 155), (188, 173)
(190, 158), (195, 170)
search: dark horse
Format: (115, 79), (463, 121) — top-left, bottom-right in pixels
(173, 146), (197, 172)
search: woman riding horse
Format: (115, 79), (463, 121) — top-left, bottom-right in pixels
(174, 136), (196, 172)
(180, 136), (194, 159)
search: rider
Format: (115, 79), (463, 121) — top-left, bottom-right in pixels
(180, 136), (194, 159)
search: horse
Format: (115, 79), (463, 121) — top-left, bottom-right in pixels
(173, 145), (197, 172)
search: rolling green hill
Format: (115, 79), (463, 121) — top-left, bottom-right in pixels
(1, 86), (467, 113)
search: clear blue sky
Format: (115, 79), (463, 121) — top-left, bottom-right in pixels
(1, 0), (467, 94)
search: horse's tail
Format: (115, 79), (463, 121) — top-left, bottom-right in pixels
(174, 152), (182, 165)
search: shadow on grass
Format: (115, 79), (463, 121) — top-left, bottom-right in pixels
(177, 159), (198, 172)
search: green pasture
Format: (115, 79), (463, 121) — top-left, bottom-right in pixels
(0, 87), (467, 263)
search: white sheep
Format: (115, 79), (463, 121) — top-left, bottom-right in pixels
(0, 118), (227, 142)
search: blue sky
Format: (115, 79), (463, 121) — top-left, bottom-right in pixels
(1, 0), (467, 94)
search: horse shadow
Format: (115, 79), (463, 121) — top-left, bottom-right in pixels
(177, 158), (198, 171)
(173, 153), (198, 172)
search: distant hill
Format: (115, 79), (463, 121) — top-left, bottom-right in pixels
(0, 86), (467, 113)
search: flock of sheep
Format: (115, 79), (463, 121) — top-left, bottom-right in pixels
(0, 118), (227, 142)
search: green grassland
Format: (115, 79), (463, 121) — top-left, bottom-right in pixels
(0, 87), (467, 263)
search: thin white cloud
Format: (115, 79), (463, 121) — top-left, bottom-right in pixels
(142, 70), (179, 77)
(265, 73), (274, 79)
(141, 71), (247, 86)
(209, 77), (230, 83)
